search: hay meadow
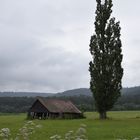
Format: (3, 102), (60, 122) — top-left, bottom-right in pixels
(0, 111), (140, 140)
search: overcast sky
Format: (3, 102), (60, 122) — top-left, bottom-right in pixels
(0, 0), (140, 93)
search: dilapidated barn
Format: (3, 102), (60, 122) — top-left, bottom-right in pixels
(28, 97), (83, 119)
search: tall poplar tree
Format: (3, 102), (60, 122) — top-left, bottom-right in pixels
(89, 0), (123, 119)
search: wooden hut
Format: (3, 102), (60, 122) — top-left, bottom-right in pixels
(28, 97), (83, 119)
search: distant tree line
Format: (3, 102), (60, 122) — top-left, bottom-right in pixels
(0, 94), (140, 113)
(0, 97), (35, 113)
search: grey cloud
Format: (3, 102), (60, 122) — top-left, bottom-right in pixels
(0, 0), (140, 92)
(0, 28), (89, 92)
(0, 50), (90, 92)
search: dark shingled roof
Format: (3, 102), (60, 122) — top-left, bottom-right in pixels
(37, 97), (81, 114)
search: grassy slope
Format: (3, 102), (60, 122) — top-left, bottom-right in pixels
(0, 111), (140, 140)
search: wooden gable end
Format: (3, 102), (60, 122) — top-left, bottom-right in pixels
(29, 99), (49, 113)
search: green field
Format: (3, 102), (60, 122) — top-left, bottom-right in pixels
(0, 111), (140, 140)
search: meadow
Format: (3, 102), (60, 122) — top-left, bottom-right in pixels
(0, 111), (140, 140)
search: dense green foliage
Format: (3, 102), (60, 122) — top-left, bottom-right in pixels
(89, 0), (123, 119)
(0, 111), (140, 140)
(0, 93), (140, 113)
(0, 96), (94, 113)
(0, 97), (35, 113)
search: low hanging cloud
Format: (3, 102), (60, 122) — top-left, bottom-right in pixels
(0, 24), (90, 92)
(0, 0), (140, 92)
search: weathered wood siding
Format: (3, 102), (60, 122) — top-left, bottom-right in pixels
(29, 100), (49, 113)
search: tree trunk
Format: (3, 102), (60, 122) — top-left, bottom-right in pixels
(99, 111), (107, 119)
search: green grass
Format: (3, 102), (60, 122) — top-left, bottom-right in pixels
(0, 111), (140, 140)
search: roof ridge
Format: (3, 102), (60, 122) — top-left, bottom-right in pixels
(34, 97), (81, 114)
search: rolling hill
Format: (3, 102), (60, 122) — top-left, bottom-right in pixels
(0, 86), (140, 97)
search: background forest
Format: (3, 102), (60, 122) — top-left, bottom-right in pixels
(0, 86), (140, 113)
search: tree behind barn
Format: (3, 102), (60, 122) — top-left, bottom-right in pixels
(89, 0), (123, 119)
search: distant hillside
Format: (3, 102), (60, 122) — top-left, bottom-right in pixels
(122, 86), (140, 95)
(0, 86), (140, 97)
(56, 88), (92, 97)
(0, 86), (140, 113)
(0, 92), (53, 97)
(57, 87), (140, 97)
(0, 88), (92, 97)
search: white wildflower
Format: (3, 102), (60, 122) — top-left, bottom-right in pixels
(133, 138), (140, 140)
(36, 124), (42, 128)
